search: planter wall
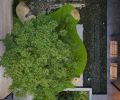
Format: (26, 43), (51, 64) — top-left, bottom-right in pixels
(64, 88), (92, 100)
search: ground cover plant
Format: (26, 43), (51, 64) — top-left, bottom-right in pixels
(1, 5), (87, 100)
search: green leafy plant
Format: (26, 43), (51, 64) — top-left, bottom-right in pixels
(57, 91), (89, 100)
(1, 15), (78, 100)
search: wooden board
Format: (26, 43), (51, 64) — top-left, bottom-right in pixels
(0, 0), (13, 39)
(0, 0), (13, 99)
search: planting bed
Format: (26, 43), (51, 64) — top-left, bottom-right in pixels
(1, 3), (87, 100)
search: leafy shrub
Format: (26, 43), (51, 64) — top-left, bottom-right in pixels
(1, 15), (79, 100)
(57, 91), (89, 100)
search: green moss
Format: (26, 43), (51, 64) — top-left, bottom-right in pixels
(50, 4), (87, 75)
